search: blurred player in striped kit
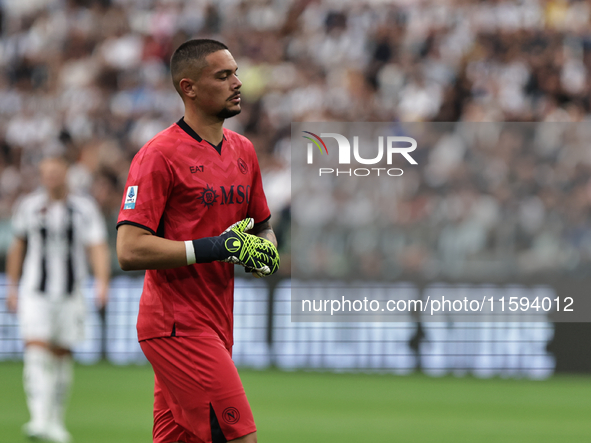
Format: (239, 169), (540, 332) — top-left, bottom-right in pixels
(5, 155), (111, 443)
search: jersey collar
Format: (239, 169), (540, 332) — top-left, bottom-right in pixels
(176, 117), (225, 155)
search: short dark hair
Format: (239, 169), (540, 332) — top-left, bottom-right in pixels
(170, 39), (229, 95)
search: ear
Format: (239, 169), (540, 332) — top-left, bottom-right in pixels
(179, 78), (196, 98)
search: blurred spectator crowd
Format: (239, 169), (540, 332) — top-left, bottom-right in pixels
(0, 0), (591, 277)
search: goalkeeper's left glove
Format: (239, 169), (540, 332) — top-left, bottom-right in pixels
(185, 218), (279, 277)
(218, 219), (280, 277)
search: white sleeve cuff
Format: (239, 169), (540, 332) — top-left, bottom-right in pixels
(185, 240), (196, 265)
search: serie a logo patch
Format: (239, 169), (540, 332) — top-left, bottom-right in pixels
(124, 186), (138, 209)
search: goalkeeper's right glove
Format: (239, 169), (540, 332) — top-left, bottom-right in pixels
(185, 218), (280, 276)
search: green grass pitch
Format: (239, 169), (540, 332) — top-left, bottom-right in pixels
(0, 362), (590, 442)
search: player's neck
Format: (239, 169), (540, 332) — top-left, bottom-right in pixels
(183, 111), (224, 146)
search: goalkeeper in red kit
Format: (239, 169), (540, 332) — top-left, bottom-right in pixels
(116, 39), (279, 443)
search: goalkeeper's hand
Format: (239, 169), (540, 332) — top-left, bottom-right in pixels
(217, 218), (280, 277)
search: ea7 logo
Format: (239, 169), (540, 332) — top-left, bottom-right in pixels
(303, 132), (418, 165)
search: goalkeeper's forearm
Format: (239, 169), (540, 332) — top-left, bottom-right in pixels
(117, 223), (254, 271)
(117, 224), (191, 271)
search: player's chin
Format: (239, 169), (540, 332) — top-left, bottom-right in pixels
(217, 106), (241, 120)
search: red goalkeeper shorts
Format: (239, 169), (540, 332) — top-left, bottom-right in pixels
(140, 336), (256, 443)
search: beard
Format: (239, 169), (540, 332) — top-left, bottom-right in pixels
(216, 106), (241, 120)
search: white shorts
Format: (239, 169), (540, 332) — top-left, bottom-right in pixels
(18, 292), (86, 349)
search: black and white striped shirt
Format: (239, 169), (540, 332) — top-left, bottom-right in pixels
(12, 190), (107, 299)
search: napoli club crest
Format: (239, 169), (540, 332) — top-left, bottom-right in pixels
(237, 158), (248, 174)
(222, 407), (240, 424)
